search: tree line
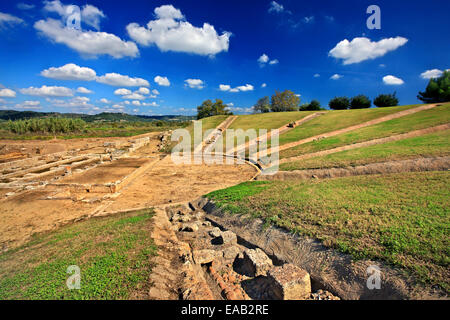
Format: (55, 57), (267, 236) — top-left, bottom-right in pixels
(196, 70), (449, 118)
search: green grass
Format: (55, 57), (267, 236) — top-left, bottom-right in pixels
(0, 209), (157, 300)
(227, 111), (315, 132)
(279, 129), (450, 171)
(220, 111), (316, 154)
(207, 172), (450, 292)
(280, 103), (450, 159)
(276, 105), (421, 147)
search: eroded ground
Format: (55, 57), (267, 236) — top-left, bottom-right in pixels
(0, 133), (257, 251)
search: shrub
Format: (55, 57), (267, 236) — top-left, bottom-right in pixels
(374, 93), (399, 107)
(329, 97), (350, 110)
(299, 100), (322, 111)
(350, 95), (371, 109)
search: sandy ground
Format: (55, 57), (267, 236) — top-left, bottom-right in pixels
(104, 156), (257, 212)
(0, 152), (257, 251)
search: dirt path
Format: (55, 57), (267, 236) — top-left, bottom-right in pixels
(227, 112), (325, 155)
(194, 116), (238, 154)
(279, 123), (450, 164)
(255, 103), (439, 160)
(257, 156), (450, 181)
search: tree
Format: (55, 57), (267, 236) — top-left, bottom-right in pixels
(374, 92), (399, 107)
(253, 96), (271, 113)
(299, 100), (322, 111)
(350, 95), (371, 109)
(329, 97), (350, 110)
(270, 90), (300, 112)
(417, 70), (450, 103)
(197, 99), (233, 120)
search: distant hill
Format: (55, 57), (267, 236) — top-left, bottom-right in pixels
(0, 110), (195, 122)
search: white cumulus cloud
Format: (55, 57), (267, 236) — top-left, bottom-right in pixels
(258, 54), (279, 66)
(97, 73), (149, 87)
(420, 69), (444, 79)
(383, 75), (404, 85)
(220, 84), (254, 92)
(41, 63), (97, 81)
(122, 93), (146, 100)
(126, 4), (230, 56)
(154, 76), (170, 87)
(0, 88), (17, 98)
(34, 18), (138, 59)
(137, 87), (150, 95)
(329, 36), (408, 65)
(20, 85), (73, 97)
(185, 79), (204, 89)
(43, 0), (106, 30)
(114, 88), (132, 95)
(77, 87), (93, 94)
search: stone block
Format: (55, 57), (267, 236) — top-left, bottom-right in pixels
(241, 248), (273, 277)
(267, 264), (311, 300)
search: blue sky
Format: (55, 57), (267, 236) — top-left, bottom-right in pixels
(0, 0), (449, 116)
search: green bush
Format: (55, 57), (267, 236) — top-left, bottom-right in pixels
(299, 100), (322, 111)
(6, 118), (86, 134)
(374, 93), (399, 108)
(329, 97), (350, 110)
(350, 95), (371, 109)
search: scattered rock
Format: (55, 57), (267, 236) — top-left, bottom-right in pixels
(267, 264), (311, 300)
(215, 230), (237, 246)
(209, 227), (222, 238)
(241, 248), (273, 277)
(193, 249), (221, 264)
(310, 289), (340, 300)
(180, 223), (199, 232)
(222, 246), (241, 264)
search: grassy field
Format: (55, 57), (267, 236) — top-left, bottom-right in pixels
(0, 209), (157, 300)
(206, 172), (450, 292)
(279, 129), (450, 171)
(275, 105), (421, 147)
(280, 103), (450, 159)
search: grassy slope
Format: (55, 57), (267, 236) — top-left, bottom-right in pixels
(279, 129), (450, 171)
(280, 103), (450, 159)
(227, 111), (315, 132)
(0, 209), (157, 300)
(275, 105), (421, 147)
(207, 172), (450, 292)
(218, 111), (316, 153)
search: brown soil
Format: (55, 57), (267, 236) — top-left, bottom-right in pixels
(102, 156), (257, 213)
(61, 158), (150, 184)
